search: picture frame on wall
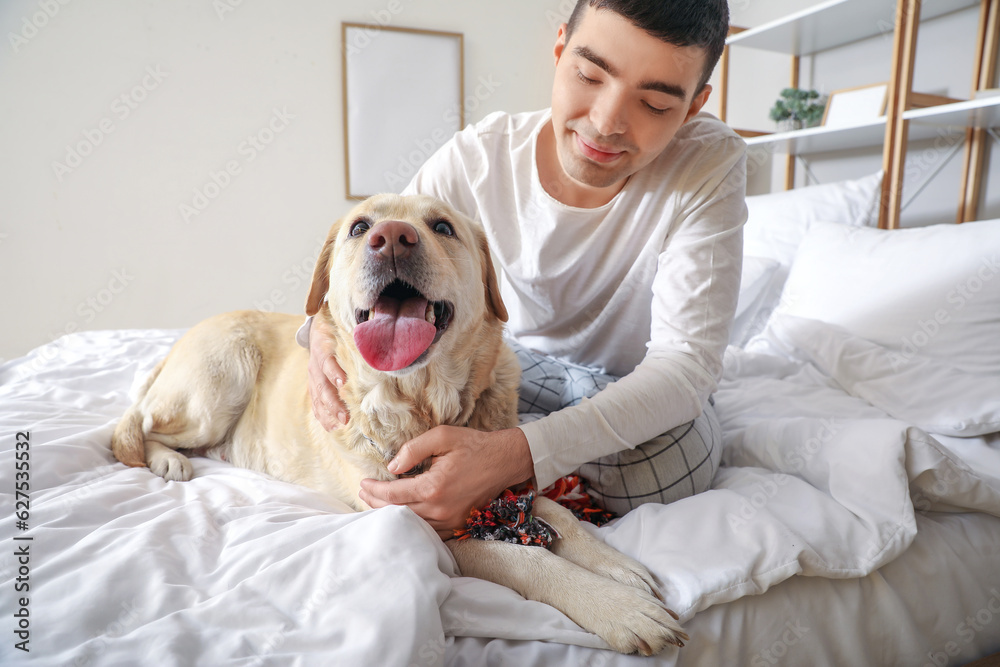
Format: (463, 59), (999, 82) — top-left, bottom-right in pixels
(342, 23), (464, 199)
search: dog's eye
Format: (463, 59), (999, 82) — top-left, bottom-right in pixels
(349, 220), (370, 237)
(431, 220), (454, 237)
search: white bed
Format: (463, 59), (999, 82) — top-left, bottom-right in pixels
(3, 173), (1000, 666)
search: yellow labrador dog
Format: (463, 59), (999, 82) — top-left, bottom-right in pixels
(111, 193), (687, 655)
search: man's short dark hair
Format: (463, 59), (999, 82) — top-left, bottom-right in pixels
(566, 0), (730, 96)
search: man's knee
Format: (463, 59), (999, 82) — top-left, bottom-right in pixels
(578, 404), (722, 514)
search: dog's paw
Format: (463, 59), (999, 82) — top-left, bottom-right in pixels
(586, 582), (688, 655)
(552, 533), (665, 602)
(148, 449), (193, 482)
(589, 546), (665, 601)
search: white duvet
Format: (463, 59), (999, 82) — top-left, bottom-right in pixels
(1, 316), (999, 665)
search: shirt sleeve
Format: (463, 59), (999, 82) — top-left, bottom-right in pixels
(296, 316), (313, 349)
(521, 141), (747, 489)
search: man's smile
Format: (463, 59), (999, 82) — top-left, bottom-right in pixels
(575, 132), (625, 163)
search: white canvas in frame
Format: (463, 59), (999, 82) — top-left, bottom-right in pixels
(822, 83), (889, 128)
(342, 23), (463, 198)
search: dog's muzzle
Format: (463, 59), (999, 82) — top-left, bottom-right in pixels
(353, 279), (454, 372)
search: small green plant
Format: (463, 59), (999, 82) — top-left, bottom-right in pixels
(769, 88), (826, 129)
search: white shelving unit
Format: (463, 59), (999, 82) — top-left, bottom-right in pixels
(743, 119), (886, 155)
(727, 0), (977, 56)
(905, 95), (1000, 128)
(722, 0), (999, 228)
(743, 96), (1000, 155)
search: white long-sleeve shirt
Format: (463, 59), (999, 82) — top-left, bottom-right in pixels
(402, 109), (747, 488)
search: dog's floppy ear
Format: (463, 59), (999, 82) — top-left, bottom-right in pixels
(478, 231), (508, 323)
(305, 219), (340, 316)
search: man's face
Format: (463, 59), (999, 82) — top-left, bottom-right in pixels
(549, 6), (711, 193)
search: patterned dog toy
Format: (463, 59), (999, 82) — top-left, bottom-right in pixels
(453, 475), (616, 547)
(539, 474), (616, 526)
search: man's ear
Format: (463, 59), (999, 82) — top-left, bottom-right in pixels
(478, 231), (508, 323)
(553, 22), (568, 65)
(304, 219), (341, 316)
(684, 83), (712, 124)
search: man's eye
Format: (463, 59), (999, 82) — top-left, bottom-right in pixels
(349, 220), (370, 236)
(644, 102), (669, 116)
(577, 71), (598, 85)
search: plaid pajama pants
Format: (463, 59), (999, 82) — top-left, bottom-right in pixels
(512, 340), (722, 515)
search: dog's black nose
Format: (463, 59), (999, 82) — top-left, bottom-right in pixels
(367, 220), (419, 261)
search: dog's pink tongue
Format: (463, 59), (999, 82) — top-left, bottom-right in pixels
(354, 295), (436, 371)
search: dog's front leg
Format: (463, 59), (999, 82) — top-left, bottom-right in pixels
(531, 496), (667, 602)
(447, 537), (686, 655)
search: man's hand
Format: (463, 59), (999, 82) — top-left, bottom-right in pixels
(307, 316), (349, 431)
(358, 425), (535, 539)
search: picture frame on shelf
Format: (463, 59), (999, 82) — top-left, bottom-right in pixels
(822, 82), (889, 128)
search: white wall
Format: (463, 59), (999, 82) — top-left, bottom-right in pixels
(0, 0), (569, 361)
(2, 0), (996, 362)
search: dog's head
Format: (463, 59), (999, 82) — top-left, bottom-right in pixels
(306, 194), (507, 375)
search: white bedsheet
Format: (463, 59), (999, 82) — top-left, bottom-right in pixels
(1, 323), (999, 665)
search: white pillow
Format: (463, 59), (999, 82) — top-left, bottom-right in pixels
(730, 256), (782, 347)
(739, 172), (883, 342)
(775, 219), (1000, 375)
(743, 171), (882, 272)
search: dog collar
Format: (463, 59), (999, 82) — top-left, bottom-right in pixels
(360, 432), (390, 460)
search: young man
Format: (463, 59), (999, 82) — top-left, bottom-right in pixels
(305, 0), (746, 538)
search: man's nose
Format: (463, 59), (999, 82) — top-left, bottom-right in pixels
(590, 87), (628, 137)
